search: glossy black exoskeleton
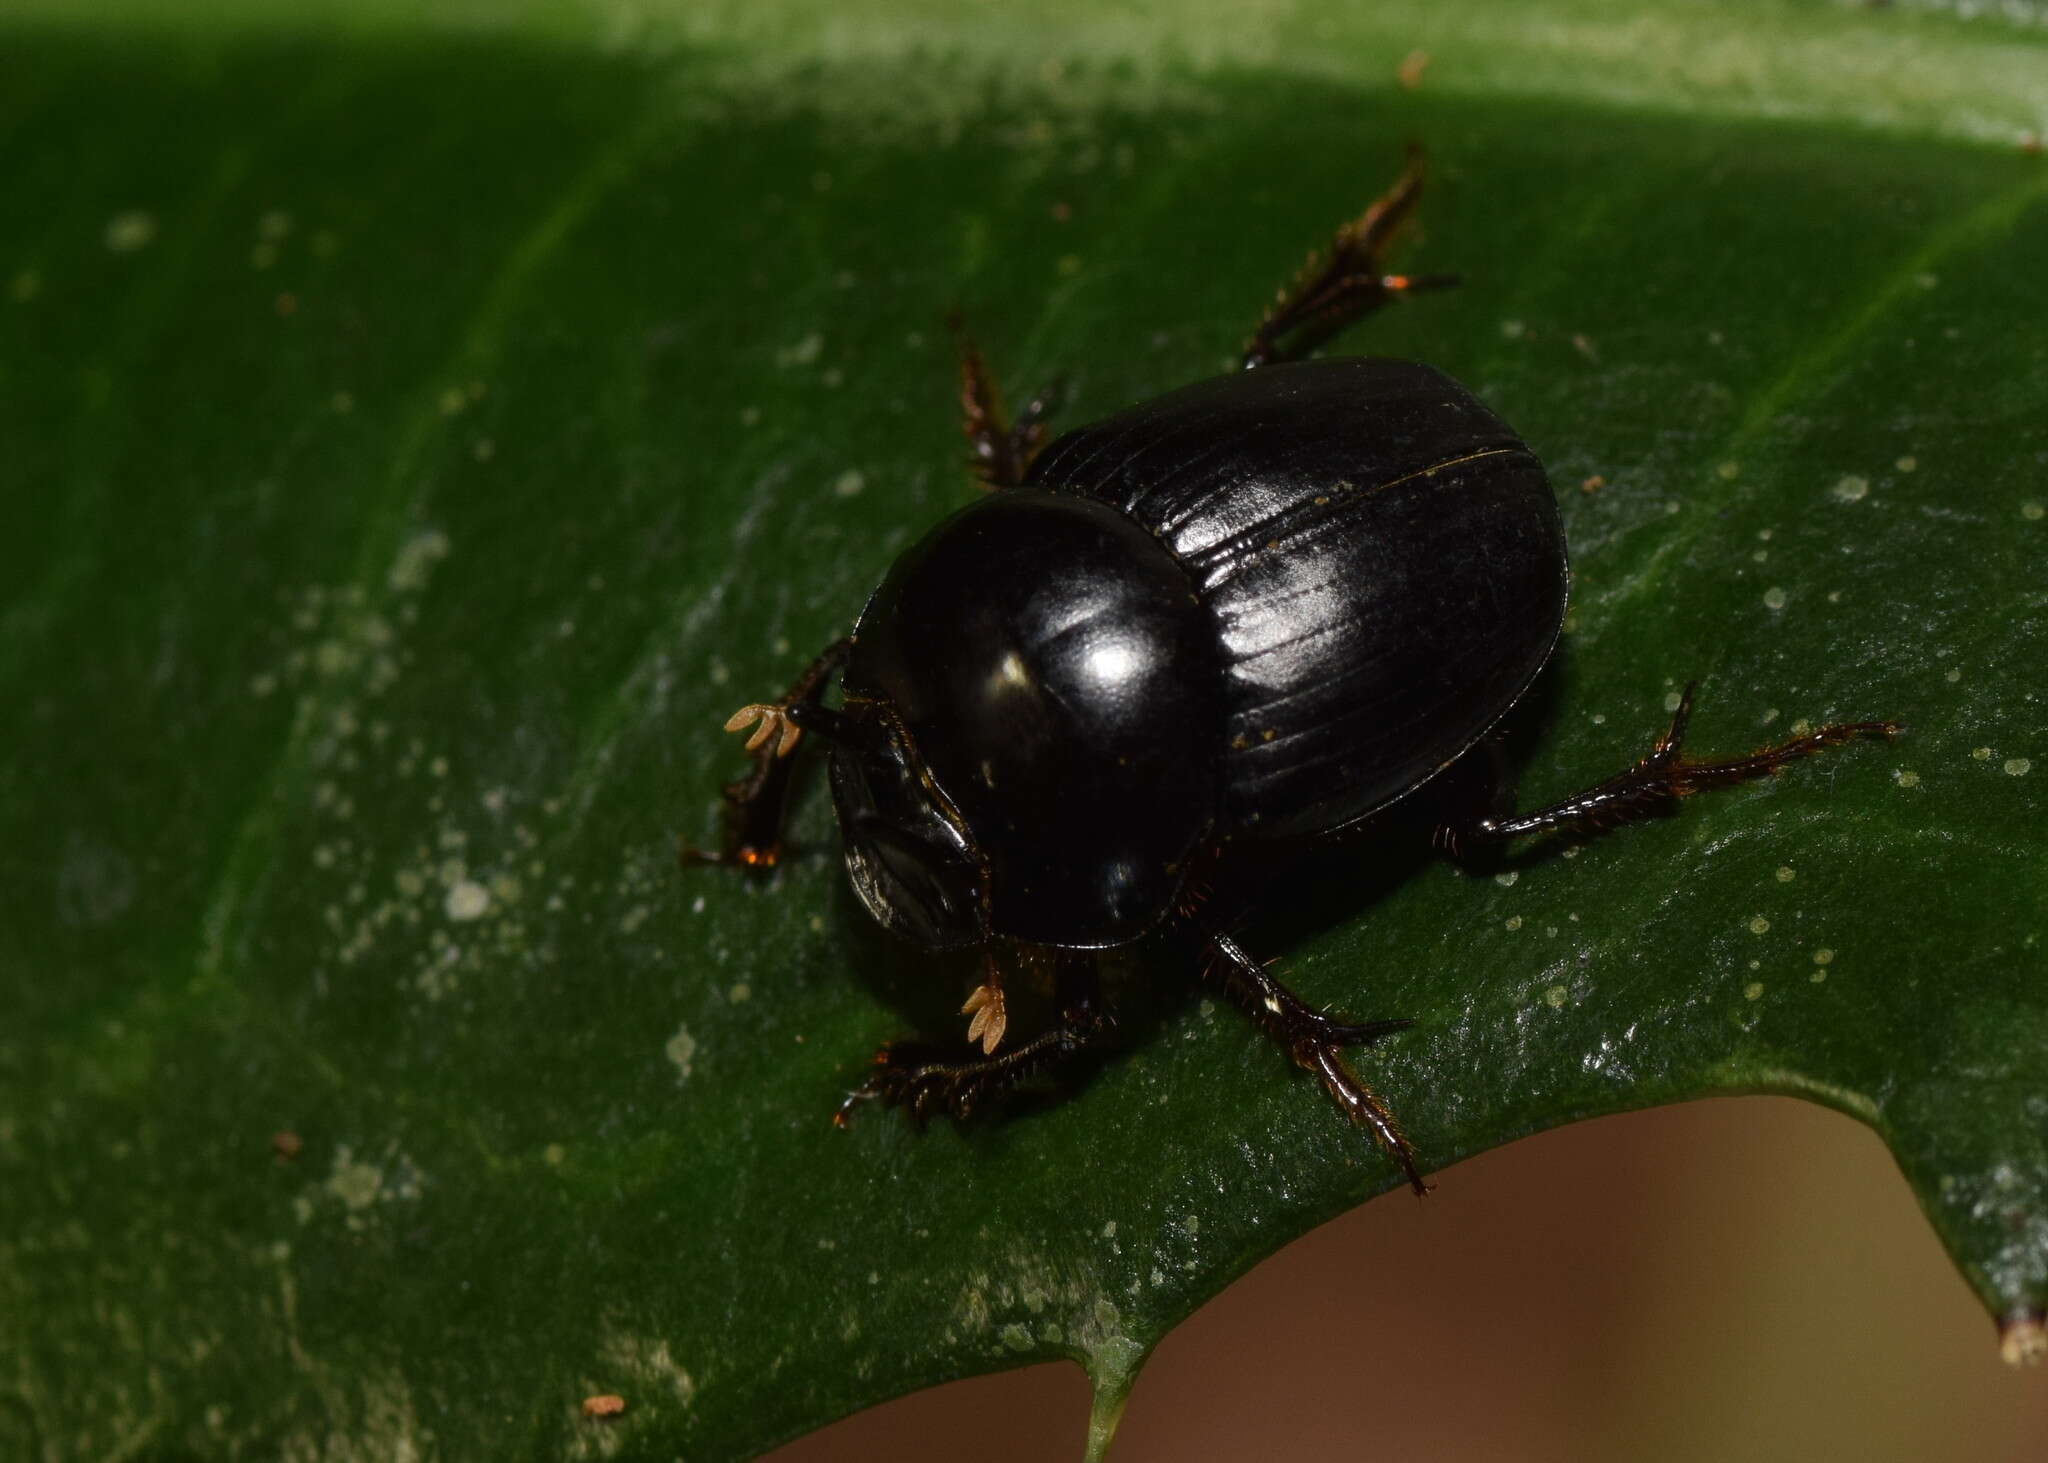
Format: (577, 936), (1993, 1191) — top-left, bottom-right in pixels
(699, 154), (1896, 1193)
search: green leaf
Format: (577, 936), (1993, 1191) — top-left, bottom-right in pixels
(4, 3), (2045, 1459)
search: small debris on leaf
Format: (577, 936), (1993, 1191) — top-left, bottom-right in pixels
(2001, 1312), (2046, 1367)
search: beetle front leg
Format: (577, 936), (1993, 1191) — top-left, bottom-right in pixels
(952, 315), (1063, 490)
(683, 636), (852, 871)
(1436, 681), (1901, 856)
(1205, 931), (1427, 1195)
(835, 951), (1106, 1126)
(1242, 146), (1459, 370)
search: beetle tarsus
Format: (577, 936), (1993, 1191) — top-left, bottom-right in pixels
(1205, 931), (1429, 1195)
(834, 1024), (1090, 1126)
(1242, 145), (1459, 370)
(952, 314), (1064, 489)
(1444, 681), (1902, 848)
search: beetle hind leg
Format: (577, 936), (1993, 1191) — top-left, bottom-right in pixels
(1206, 931), (1429, 1195)
(1241, 145), (1459, 370)
(1439, 681), (1902, 853)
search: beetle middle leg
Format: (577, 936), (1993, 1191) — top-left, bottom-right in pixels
(1205, 931), (1428, 1195)
(951, 314), (1063, 490)
(1242, 145), (1459, 370)
(1437, 681), (1901, 855)
(834, 950), (1107, 1126)
(683, 636), (852, 871)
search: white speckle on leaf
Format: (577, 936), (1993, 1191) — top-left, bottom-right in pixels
(444, 880), (489, 921)
(832, 469), (866, 497)
(1831, 474), (1870, 503)
(2006, 758), (2033, 777)
(105, 210), (157, 252)
(778, 332), (823, 367)
(666, 1024), (697, 1080)
(325, 1146), (382, 1211)
(1749, 916), (1770, 935)
(388, 529), (450, 593)
(1744, 981), (1764, 1001)
(1762, 586), (1788, 610)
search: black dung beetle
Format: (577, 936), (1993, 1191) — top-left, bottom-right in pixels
(697, 152), (1897, 1193)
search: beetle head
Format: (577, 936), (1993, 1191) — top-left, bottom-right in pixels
(823, 704), (986, 950)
